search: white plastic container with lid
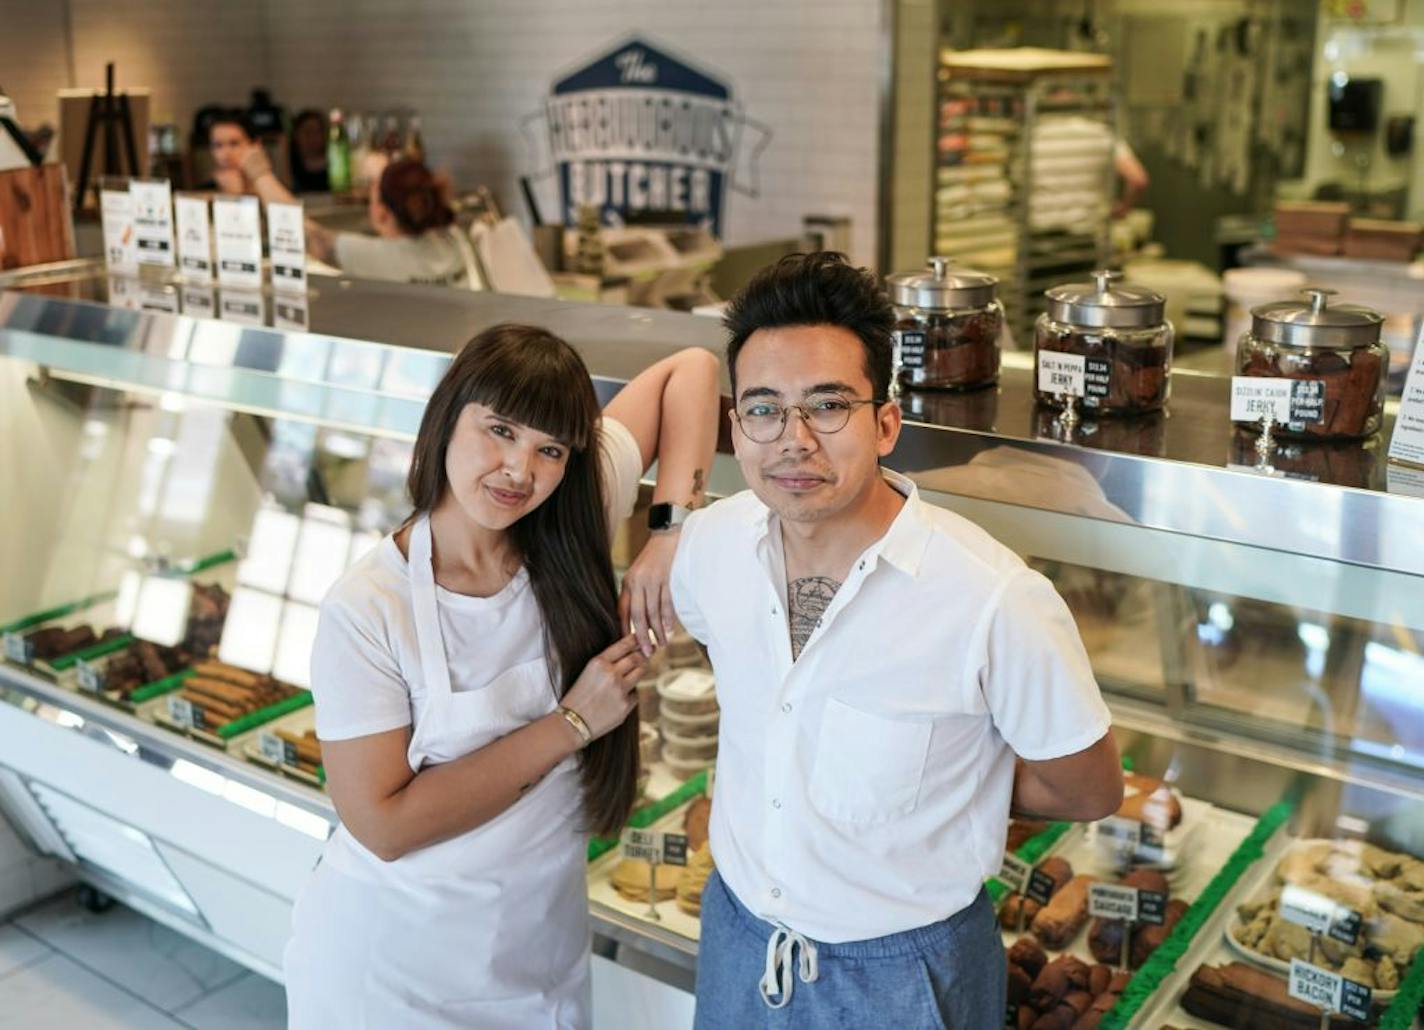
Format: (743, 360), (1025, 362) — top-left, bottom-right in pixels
(657, 668), (717, 718)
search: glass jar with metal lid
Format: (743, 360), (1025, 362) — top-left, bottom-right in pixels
(1234, 288), (1386, 440)
(887, 256), (1003, 392)
(1034, 270), (1174, 417)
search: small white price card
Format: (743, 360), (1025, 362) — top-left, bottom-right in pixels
(1089, 882), (1139, 921)
(214, 196), (263, 289)
(619, 829), (690, 867)
(166, 694), (196, 729)
(1388, 327), (1424, 468)
(175, 194), (214, 280)
(3, 631), (31, 664)
(1280, 884), (1362, 945)
(267, 201), (307, 292)
(100, 188), (136, 273)
(1038, 352), (1086, 397)
(1231, 376), (1292, 423)
(1288, 958), (1371, 1021)
(998, 853), (1031, 894)
(130, 179), (175, 268)
(259, 731), (287, 765)
(76, 659), (104, 693)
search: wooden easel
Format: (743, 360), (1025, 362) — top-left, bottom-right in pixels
(74, 63), (140, 214)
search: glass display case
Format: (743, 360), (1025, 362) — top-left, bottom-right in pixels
(1, 262), (1421, 1028)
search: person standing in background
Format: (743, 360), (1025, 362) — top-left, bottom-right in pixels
(287, 109), (330, 193)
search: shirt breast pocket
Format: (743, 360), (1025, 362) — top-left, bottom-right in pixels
(808, 697), (933, 825)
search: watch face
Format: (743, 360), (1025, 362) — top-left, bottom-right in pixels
(648, 503), (673, 531)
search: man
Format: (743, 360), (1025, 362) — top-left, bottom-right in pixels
(666, 252), (1123, 1028)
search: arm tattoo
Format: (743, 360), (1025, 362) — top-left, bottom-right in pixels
(788, 576), (840, 660)
(688, 468), (705, 508)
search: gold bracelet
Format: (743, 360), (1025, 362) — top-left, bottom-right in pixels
(558, 705), (592, 747)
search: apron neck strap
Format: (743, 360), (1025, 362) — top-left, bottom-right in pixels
(408, 514), (454, 699)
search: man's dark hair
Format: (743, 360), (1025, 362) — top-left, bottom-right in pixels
(723, 251), (895, 400)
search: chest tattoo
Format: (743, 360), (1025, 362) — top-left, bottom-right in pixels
(788, 576), (840, 660)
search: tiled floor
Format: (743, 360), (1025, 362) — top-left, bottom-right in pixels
(0, 890), (285, 1029)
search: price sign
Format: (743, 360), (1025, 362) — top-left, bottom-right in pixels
(166, 694), (196, 729)
(661, 832), (689, 867)
(130, 179), (176, 268)
(1288, 958), (1371, 1021)
(1025, 868), (1059, 907)
(1098, 816), (1141, 849)
(175, 194), (214, 280)
(259, 731), (287, 765)
(895, 329), (927, 370)
(267, 201), (307, 292)
(1089, 883), (1139, 922)
(3, 631), (32, 664)
(1388, 325), (1424, 468)
(214, 196), (263, 289)
(100, 188), (136, 273)
(1288, 380), (1326, 426)
(1135, 889), (1168, 926)
(999, 853), (1031, 894)
(1038, 352), (1086, 397)
(76, 659), (104, 694)
(1084, 356), (1112, 405)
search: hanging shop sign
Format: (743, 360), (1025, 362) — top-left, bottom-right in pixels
(525, 36), (771, 235)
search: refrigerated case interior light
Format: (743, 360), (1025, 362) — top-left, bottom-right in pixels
(218, 586), (283, 674)
(237, 507), (301, 594)
(131, 576), (192, 648)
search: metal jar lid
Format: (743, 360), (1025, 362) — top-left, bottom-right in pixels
(886, 256), (998, 310)
(1044, 269), (1166, 329)
(1249, 288), (1383, 349)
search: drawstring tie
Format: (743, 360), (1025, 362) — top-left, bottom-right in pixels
(759, 923), (819, 1009)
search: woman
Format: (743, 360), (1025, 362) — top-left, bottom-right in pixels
(284, 324), (720, 1028)
(241, 145), (474, 287)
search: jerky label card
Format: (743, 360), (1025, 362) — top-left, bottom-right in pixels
(267, 201), (307, 292)
(3, 632), (30, 664)
(998, 853), (1031, 894)
(214, 196), (263, 289)
(1038, 352), (1086, 397)
(1230, 377), (1292, 423)
(259, 731), (286, 765)
(174, 194), (214, 280)
(895, 330), (927, 371)
(100, 189), (137, 273)
(130, 179), (176, 267)
(1388, 325), (1424, 468)
(1089, 883), (1139, 921)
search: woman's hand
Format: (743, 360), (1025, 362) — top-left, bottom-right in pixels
(619, 530), (680, 657)
(562, 635), (644, 740)
(239, 144), (274, 185)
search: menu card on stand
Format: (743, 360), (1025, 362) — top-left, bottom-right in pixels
(214, 196), (263, 289)
(100, 187), (137, 274)
(174, 194), (214, 281)
(130, 179), (176, 269)
(266, 202), (307, 292)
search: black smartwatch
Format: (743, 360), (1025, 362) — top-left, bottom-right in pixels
(647, 502), (692, 532)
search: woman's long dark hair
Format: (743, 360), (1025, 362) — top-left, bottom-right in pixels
(405, 324), (637, 836)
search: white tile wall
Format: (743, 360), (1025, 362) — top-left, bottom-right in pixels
(265, 0), (887, 267)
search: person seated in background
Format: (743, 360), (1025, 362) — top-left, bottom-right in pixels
(288, 109), (330, 194)
(203, 109), (261, 195)
(240, 147), (475, 287)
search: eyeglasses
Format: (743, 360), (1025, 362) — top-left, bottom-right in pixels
(733, 393), (885, 444)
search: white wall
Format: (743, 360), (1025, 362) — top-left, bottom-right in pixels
(265, 0), (886, 267)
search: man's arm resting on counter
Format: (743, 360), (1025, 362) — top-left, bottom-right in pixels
(1011, 731), (1124, 822)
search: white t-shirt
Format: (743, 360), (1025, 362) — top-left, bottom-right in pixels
(669, 468), (1112, 943)
(333, 227), (470, 288)
(310, 416), (642, 745)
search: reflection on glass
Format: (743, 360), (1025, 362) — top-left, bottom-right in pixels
(273, 296), (309, 332)
(181, 285), (216, 320)
(130, 577), (192, 647)
(273, 600), (319, 688)
(218, 586), (282, 674)
(288, 514), (353, 606)
(238, 507), (300, 594)
(219, 290), (264, 327)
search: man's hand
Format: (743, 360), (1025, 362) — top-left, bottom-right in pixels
(1011, 732), (1124, 823)
(619, 530), (680, 657)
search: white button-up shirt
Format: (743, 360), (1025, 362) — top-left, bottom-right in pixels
(670, 469), (1111, 943)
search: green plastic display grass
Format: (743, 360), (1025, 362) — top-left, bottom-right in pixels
(1097, 799), (1294, 1030)
(1380, 933), (1424, 1029)
(127, 668), (194, 704)
(587, 769), (710, 863)
(48, 634), (134, 672)
(177, 549), (237, 575)
(987, 821), (1074, 903)
(217, 691), (313, 739)
(0, 591), (119, 635)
